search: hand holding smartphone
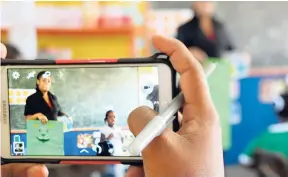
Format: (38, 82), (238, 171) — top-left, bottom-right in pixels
(1, 53), (177, 165)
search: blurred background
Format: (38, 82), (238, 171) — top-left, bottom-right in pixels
(1, 1), (288, 177)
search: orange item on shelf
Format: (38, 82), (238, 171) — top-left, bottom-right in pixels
(82, 1), (100, 28)
(98, 16), (132, 28)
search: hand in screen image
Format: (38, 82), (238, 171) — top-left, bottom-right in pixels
(24, 71), (72, 124)
(98, 110), (124, 156)
(146, 85), (159, 112)
(141, 83), (159, 112)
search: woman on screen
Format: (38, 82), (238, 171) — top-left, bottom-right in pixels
(24, 71), (72, 124)
(100, 110), (124, 156)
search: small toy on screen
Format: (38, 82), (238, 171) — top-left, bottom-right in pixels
(77, 134), (94, 148)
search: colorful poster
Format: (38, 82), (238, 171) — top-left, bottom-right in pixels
(230, 81), (240, 100)
(230, 101), (242, 125)
(148, 9), (193, 37)
(259, 78), (286, 103)
(77, 133), (94, 148)
(26, 120), (64, 156)
(223, 52), (251, 79)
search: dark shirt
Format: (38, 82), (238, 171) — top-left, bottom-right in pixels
(176, 16), (234, 58)
(24, 90), (64, 121)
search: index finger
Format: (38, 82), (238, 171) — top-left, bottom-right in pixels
(1, 164), (48, 177)
(152, 35), (215, 121)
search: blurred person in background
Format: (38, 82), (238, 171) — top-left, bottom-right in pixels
(176, 1), (235, 61)
(3, 43), (21, 59)
(239, 91), (288, 167)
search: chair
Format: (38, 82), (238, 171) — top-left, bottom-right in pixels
(252, 149), (288, 177)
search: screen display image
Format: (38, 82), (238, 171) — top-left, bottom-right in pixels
(8, 66), (159, 157)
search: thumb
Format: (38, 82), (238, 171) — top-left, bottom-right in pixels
(128, 106), (181, 159)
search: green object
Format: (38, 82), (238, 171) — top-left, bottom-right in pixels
(243, 131), (288, 158)
(26, 120), (64, 156)
(204, 58), (232, 150)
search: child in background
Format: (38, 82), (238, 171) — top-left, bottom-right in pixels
(239, 92), (288, 166)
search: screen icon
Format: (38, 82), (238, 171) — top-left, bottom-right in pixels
(80, 149), (89, 154)
(27, 71), (36, 79)
(13, 142), (24, 153)
(12, 71), (20, 80)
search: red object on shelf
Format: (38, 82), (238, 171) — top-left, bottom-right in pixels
(98, 16), (132, 28)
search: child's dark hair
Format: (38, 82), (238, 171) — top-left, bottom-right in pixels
(104, 110), (114, 123)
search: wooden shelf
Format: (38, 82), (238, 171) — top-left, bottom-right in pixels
(1, 27), (134, 35)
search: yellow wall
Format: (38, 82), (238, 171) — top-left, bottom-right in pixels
(1, 29), (132, 59)
(38, 34), (131, 58)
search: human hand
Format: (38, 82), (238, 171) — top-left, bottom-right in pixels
(1, 42), (7, 58)
(107, 133), (114, 140)
(126, 35), (224, 177)
(1, 43), (49, 177)
(67, 116), (73, 123)
(1, 164), (49, 177)
(36, 113), (48, 124)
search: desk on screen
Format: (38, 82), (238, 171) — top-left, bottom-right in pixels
(10, 127), (131, 156)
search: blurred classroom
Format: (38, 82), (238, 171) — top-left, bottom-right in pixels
(1, 1), (288, 177)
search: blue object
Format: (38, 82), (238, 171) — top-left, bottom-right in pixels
(223, 76), (284, 165)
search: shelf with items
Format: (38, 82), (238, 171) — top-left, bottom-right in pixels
(1, 27), (134, 36)
(1, 1), (150, 59)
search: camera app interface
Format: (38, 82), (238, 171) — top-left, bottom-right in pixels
(8, 66), (159, 156)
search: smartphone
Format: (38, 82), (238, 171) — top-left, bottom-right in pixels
(1, 53), (177, 165)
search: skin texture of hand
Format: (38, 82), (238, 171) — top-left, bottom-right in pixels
(1, 42), (49, 177)
(1, 42), (7, 58)
(125, 35), (224, 177)
(1, 164), (49, 177)
(36, 113), (48, 124)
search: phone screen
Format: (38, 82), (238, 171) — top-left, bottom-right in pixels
(7, 66), (160, 157)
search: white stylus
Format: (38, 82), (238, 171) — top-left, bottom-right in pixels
(129, 63), (217, 156)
